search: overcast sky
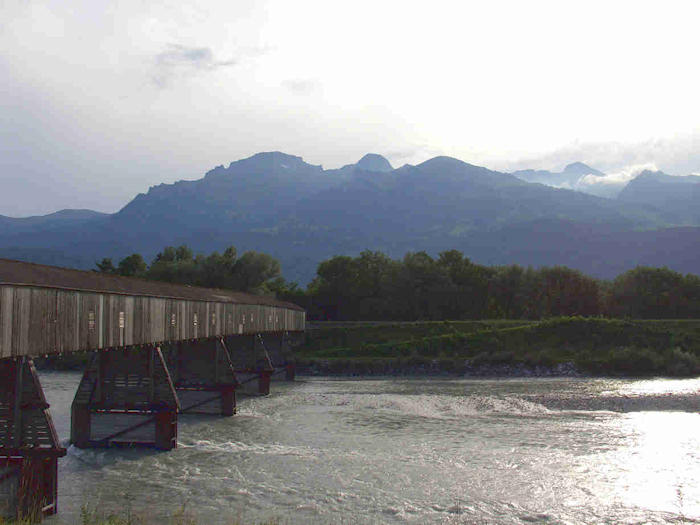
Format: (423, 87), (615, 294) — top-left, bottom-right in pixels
(2, 0), (699, 216)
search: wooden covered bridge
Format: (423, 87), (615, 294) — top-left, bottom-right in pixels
(0, 258), (306, 520)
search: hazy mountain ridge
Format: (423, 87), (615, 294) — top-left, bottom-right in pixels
(513, 162), (605, 188)
(0, 152), (698, 283)
(512, 162), (700, 206)
(0, 208), (107, 224)
(618, 170), (700, 221)
(512, 162), (619, 198)
(0, 209), (109, 234)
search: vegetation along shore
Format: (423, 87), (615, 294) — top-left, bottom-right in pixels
(33, 246), (699, 379)
(296, 318), (700, 378)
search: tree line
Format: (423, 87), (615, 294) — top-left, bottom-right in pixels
(95, 245), (282, 294)
(280, 250), (700, 320)
(97, 247), (700, 320)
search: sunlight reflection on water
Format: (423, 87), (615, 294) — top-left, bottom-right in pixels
(614, 377), (700, 395)
(597, 411), (700, 517)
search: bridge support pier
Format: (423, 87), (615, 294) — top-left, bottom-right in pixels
(224, 332), (301, 393)
(165, 337), (238, 416)
(285, 363), (296, 382)
(257, 332), (298, 383)
(277, 331), (299, 382)
(70, 346), (179, 451)
(0, 357), (65, 521)
(222, 334), (276, 396)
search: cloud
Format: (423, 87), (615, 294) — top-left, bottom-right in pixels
(502, 132), (700, 177)
(579, 163), (658, 187)
(152, 44), (237, 87)
(283, 79), (321, 95)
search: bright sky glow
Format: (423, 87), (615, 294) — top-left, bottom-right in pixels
(1, 0), (699, 215)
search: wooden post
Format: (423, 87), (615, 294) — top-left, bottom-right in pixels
(154, 409), (177, 451)
(285, 363), (296, 382)
(148, 347), (155, 404)
(175, 341), (182, 384)
(12, 358), (23, 449)
(258, 370), (272, 395)
(221, 386), (236, 416)
(44, 455), (59, 516)
(71, 404), (91, 448)
(96, 351), (106, 405)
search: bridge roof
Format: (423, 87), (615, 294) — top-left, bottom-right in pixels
(0, 258), (303, 311)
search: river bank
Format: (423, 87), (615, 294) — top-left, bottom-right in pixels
(298, 317), (700, 377)
(32, 318), (700, 378)
(296, 359), (583, 377)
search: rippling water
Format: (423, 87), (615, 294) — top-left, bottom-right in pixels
(41, 373), (700, 524)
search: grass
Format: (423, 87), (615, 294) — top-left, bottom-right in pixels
(32, 317), (700, 377)
(303, 320), (529, 352)
(297, 317), (700, 377)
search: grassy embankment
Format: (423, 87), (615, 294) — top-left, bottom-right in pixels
(296, 318), (700, 377)
(34, 318), (700, 377)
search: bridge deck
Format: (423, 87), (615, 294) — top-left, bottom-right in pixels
(0, 259), (305, 359)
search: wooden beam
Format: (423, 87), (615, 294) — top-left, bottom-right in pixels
(12, 358), (23, 449)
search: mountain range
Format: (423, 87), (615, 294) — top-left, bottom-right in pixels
(1, 152), (698, 283)
(513, 162), (607, 193)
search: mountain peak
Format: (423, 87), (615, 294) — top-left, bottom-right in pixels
(356, 153), (393, 172)
(234, 151), (309, 169)
(248, 151), (304, 162)
(563, 162), (604, 177)
(202, 151), (322, 179)
(417, 156), (470, 170)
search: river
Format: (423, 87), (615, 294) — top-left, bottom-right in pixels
(41, 373), (699, 524)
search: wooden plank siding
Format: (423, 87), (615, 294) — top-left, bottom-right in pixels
(0, 287), (13, 358)
(11, 287), (31, 357)
(0, 285), (305, 358)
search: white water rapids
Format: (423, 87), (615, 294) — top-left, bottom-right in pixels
(41, 374), (700, 524)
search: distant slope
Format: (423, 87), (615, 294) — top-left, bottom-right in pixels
(617, 170), (700, 224)
(454, 220), (700, 278)
(0, 209), (108, 231)
(513, 162), (609, 192)
(0, 152), (698, 282)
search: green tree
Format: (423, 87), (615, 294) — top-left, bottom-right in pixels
(398, 251), (450, 320)
(148, 245), (198, 284)
(487, 265), (527, 318)
(607, 266), (691, 318)
(198, 247), (238, 289)
(437, 250), (492, 318)
(314, 255), (361, 319)
(264, 276), (304, 300)
(525, 266), (601, 318)
(95, 258), (117, 274)
(117, 254), (147, 277)
(232, 251), (281, 293)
